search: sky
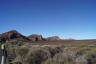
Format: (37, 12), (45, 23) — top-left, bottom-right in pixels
(0, 0), (96, 40)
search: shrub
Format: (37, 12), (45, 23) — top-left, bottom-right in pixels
(43, 52), (75, 64)
(84, 49), (96, 64)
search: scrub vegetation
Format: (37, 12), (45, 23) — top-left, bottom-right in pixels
(5, 42), (96, 64)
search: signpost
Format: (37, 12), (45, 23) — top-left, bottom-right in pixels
(1, 44), (5, 64)
(0, 38), (5, 64)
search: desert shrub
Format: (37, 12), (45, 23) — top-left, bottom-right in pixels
(12, 45), (64, 64)
(7, 43), (96, 64)
(12, 56), (22, 64)
(43, 52), (75, 64)
(43, 50), (88, 64)
(75, 55), (87, 64)
(24, 46), (51, 64)
(5, 43), (19, 57)
(16, 46), (29, 57)
(84, 48), (96, 64)
(42, 46), (64, 57)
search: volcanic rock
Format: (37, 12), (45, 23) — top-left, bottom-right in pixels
(28, 34), (44, 41)
(0, 30), (30, 42)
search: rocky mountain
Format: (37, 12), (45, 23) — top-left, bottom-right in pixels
(28, 34), (47, 41)
(0, 30), (30, 42)
(64, 38), (75, 40)
(0, 30), (62, 43)
(47, 36), (61, 41)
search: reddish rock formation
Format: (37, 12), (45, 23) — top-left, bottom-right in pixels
(28, 34), (44, 41)
(0, 30), (30, 42)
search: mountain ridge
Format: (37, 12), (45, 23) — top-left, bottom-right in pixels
(0, 30), (62, 43)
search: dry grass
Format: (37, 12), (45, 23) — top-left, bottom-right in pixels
(5, 40), (96, 64)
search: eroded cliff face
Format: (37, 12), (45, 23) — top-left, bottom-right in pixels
(28, 34), (43, 41)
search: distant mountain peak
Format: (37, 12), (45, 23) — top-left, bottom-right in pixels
(0, 30), (30, 42)
(47, 36), (61, 41)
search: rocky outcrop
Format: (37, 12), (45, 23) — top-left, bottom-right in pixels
(28, 34), (45, 41)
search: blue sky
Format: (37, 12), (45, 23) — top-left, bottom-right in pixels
(0, 0), (96, 39)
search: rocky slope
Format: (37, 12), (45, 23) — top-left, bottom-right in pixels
(0, 30), (62, 43)
(0, 30), (30, 42)
(28, 34), (46, 41)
